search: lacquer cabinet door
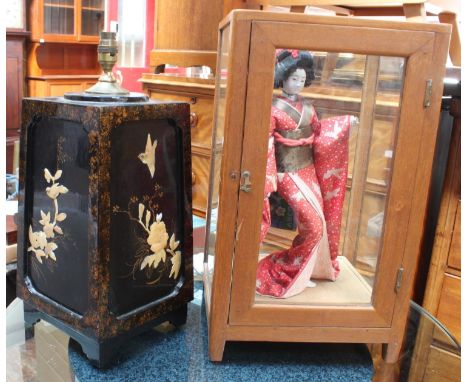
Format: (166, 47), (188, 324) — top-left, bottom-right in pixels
(229, 18), (449, 328)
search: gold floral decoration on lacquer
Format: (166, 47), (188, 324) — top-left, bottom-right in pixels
(138, 205), (181, 279)
(112, 132), (181, 284)
(28, 169), (68, 263)
(113, 201), (182, 284)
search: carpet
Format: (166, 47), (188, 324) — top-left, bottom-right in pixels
(69, 284), (373, 381)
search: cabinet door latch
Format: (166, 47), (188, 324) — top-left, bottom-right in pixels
(424, 79), (432, 108)
(395, 267), (404, 293)
(240, 171), (252, 193)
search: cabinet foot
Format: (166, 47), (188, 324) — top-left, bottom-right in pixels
(209, 338), (226, 362)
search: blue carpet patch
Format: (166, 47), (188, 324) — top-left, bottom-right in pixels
(70, 283), (373, 381)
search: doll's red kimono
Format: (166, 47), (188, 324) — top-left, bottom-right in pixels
(256, 95), (351, 298)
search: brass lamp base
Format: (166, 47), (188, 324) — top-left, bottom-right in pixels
(85, 73), (130, 95)
(64, 31), (148, 102)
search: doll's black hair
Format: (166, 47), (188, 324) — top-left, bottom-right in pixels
(273, 50), (315, 89)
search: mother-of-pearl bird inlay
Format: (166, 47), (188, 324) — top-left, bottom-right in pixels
(138, 134), (158, 178)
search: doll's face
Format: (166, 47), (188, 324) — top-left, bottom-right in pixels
(282, 69), (306, 95)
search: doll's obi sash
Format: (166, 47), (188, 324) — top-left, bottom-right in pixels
(272, 97), (314, 173)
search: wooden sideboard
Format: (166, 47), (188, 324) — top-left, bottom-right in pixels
(28, 0), (104, 43)
(408, 79), (461, 382)
(144, 2), (248, 216)
(26, 42), (100, 97)
(141, 74), (215, 217)
(26, 0), (102, 98)
(27, 75), (99, 97)
(6, 29), (29, 174)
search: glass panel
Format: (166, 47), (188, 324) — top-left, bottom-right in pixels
(81, 0), (104, 36)
(44, 0), (74, 35)
(344, 56), (404, 288)
(204, 26), (231, 303)
(117, 0), (146, 67)
(255, 50), (404, 305)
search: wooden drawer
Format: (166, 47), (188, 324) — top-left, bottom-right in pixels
(436, 273), (461, 343)
(191, 150), (211, 217)
(48, 82), (83, 96)
(148, 90), (214, 148)
(27, 77), (99, 97)
(423, 345), (461, 382)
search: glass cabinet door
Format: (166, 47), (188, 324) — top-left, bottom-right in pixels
(81, 0), (104, 37)
(253, 51), (404, 306)
(41, 0), (103, 40)
(204, 25), (231, 308)
(227, 20), (439, 328)
(44, 0), (75, 35)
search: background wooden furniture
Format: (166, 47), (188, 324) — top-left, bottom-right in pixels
(6, 0), (28, 174)
(6, 214), (18, 307)
(145, 1), (247, 217)
(26, 42), (100, 97)
(407, 77), (461, 382)
(28, 0), (104, 43)
(141, 74), (215, 217)
(6, 29), (29, 174)
(6, 215), (18, 248)
(26, 0), (102, 98)
(204, 10), (449, 362)
(27, 74), (99, 97)
(425, 94), (460, 337)
(150, 0), (247, 74)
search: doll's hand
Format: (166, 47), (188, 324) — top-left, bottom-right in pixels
(350, 115), (359, 135)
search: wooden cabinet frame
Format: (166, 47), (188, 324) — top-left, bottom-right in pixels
(29, 0), (104, 43)
(204, 10), (449, 363)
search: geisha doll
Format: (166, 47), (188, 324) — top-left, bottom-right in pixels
(256, 49), (356, 298)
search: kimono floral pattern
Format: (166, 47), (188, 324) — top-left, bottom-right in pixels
(28, 169), (68, 263)
(257, 96), (351, 298)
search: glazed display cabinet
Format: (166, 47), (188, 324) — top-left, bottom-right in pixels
(26, 0), (103, 98)
(203, 10), (450, 362)
(29, 0), (104, 43)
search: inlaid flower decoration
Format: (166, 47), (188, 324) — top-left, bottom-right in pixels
(113, 201), (182, 283)
(28, 169), (68, 263)
(138, 203), (181, 279)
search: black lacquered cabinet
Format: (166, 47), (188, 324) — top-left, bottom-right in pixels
(17, 97), (193, 367)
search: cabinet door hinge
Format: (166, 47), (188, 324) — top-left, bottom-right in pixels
(395, 267), (404, 293)
(424, 79), (432, 108)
